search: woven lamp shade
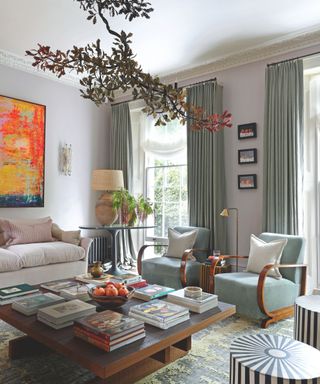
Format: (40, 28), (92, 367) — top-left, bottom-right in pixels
(92, 169), (124, 191)
(92, 170), (124, 225)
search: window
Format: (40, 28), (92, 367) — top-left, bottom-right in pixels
(142, 117), (188, 242)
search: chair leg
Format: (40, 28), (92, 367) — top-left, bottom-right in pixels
(260, 305), (294, 328)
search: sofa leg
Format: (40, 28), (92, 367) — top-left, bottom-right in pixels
(260, 305), (294, 328)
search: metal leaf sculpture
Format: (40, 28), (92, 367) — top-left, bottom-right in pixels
(26, 0), (232, 132)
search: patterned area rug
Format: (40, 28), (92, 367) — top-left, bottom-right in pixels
(0, 315), (293, 384)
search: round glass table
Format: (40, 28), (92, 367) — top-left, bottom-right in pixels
(79, 224), (155, 275)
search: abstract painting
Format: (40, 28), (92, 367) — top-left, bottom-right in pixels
(0, 95), (45, 207)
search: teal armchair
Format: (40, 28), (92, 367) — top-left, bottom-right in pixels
(137, 226), (210, 290)
(210, 233), (307, 328)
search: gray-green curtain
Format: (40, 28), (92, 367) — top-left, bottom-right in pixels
(110, 103), (135, 266)
(187, 81), (227, 251)
(263, 59), (303, 234)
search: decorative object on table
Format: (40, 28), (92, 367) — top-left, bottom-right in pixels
(238, 174), (257, 189)
(129, 299), (190, 330)
(90, 261), (104, 278)
(238, 122), (257, 139)
(88, 285), (135, 309)
(0, 95), (45, 207)
(74, 310), (145, 352)
(59, 143), (72, 176)
(220, 208), (239, 271)
(238, 148), (257, 164)
(294, 295), (320, 350)
(0, 284), (39, 300)
(184, 286), (202, 299)
(40, 280), (79, 293)
(133, 284), (175, 301)
(12, 293), (64, 316)
(37, 299), (96, 329)
(230, 334), (320, 383)
(92, 169), (124, 225)
(112, 188), (137, 225)
(167, 288), (218, 313)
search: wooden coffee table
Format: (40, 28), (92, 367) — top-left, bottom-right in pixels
(0, 296), (235, 384)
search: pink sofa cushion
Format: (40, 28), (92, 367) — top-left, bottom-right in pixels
(0, 219), (53, 245)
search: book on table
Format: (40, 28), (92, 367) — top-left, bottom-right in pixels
(127, 279), (148, 289)
(74, 310), (144, 340)
(0, 284), (39, 300)
(75, 273), (115, 285)
(60, 285), (90, 301)
(74, 310), (145, 351)
(167, 289), (218, 313)
(37, 299), (96, 328)
(74, 327), (146, 352)
(111, 273), (142, 285)
(40, 280), (79, 293)
(133, 284), (175, 301)
(12, 293), (65, 316)
(129, 299), (190, 329)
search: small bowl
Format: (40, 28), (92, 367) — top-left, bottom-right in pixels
(88, 286), (135, 309)
(184, 286), (202, 299)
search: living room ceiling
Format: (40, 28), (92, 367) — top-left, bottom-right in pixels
(1, 0), (320, 77)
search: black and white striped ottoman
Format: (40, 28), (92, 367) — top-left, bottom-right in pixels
(230, 334), (320, 383)
(295, 295), (320, 350)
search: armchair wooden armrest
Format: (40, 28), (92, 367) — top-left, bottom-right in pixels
(208, 255), (249, 293)
(137, 244), (168, 275)
(257, 263), (307, 328)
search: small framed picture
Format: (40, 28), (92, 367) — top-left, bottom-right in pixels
(238, 123), (257, 139)
(238, 148), (257, 164)
(238, 174), (257, 189)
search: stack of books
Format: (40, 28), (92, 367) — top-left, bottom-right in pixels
(129, 299), (190, 329)
(60, 285), (90, 301)
(37, 299), (96, 329)
(40, 280), (79, 293)
(75, 273), (115, 285)
(111, 273), (142, 285)
(74, 310), (145, 352)
(133, 284), (175, 301)
(167, 289), (218, 313)
(75, 273), (143, 286)
(0, 284), (39, 305)
(12, 293), (64, 316)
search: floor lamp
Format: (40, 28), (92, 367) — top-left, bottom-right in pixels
(220, 208), (239, 271)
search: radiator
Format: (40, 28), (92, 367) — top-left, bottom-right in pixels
(88, 236), (111, 265)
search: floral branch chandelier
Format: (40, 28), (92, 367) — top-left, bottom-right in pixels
(26, 0), (232, 132)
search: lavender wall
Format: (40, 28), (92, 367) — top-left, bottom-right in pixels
(0, 64), (108, 229)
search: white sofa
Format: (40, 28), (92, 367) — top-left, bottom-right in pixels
(0, 217), (92, 288)
(0, 238), (91, 287)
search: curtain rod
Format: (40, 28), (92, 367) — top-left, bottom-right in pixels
(111, 77), (217, 106)
(267, 50), (320, 67)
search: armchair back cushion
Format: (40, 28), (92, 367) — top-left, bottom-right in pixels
(173, 226), (210, 262)
(258, 232), (304, 283)
(166, 228), (198, 259)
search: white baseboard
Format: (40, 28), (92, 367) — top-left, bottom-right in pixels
(312, 288), (320, 295)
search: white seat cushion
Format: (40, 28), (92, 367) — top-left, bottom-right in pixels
(0, 248), (21, 272)
(6, 241), (85, 269)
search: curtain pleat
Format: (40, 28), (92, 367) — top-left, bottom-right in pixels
(110, 103), (136, 266)
(263, 59), (304, 234)
(187, 81), (227, 251)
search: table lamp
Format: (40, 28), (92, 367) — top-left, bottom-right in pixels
(92, 169), (124, 225)
(220, 207), (239, 271)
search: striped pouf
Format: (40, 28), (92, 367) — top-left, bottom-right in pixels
(230, 334), (320, 383)
(295, 295), (320, 350)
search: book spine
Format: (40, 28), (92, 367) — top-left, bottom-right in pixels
(74, 325), (110, 342)
(127, 280), (148, 288)
(74, 330), (110, 351)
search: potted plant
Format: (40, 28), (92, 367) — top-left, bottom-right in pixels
(112, 189), (137, 225)
(137, 195), (153, 224)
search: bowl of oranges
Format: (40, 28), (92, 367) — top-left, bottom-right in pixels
(88, 281), (135, 309)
